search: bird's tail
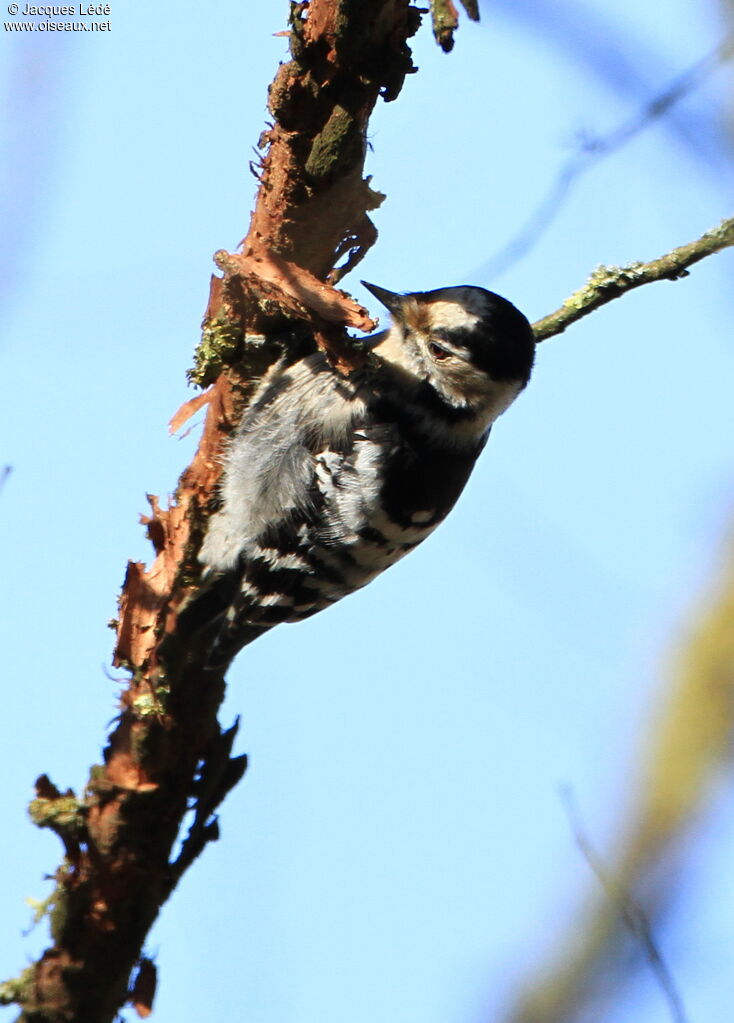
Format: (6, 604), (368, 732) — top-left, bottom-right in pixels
(158, 571), (271, 670)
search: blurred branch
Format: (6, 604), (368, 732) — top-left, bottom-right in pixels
(478, 35), (734, 280)
(492, 0), (733, 170)
(560, 786), (687, 1023)
(532, 215), (734, 341)
(501, 530), (734, 1023)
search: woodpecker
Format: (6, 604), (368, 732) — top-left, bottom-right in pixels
(192, 282), (535, 665)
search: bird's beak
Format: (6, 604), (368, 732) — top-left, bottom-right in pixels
(361, 281), (404, 318)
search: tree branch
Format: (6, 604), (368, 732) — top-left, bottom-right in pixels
(429, 0), (480, 51)
(532, 215), (734, 341)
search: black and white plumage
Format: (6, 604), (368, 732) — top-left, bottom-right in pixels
(194, 283), (535, 665)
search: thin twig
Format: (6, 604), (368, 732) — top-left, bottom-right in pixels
(560, 785), (688, 1023)
(533, 215), (734, 341)
(477, 35), (734, 281)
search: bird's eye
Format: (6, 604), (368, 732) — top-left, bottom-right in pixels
(429, 341), (452, 361)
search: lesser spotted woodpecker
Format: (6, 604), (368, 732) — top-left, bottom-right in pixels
(193, 283), (535, 665)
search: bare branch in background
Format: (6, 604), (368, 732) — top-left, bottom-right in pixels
(560, 786), (688, 1023)
(492, 0), (734, 170)
(477, 36), (734, 281)
(500, 530), (734, 1023)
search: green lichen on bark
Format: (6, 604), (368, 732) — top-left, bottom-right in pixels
(0, 967), (35, 1007)
(131, 683), (170, 720)
(429, 0), (480, 52)
(305, 105), (363, 182)
(28, 794), (85, 839)
(188, 316), (245, 388)
(429, 0), (459, 51)
(533, 214), (734, 342)
(48, 882), (77, 945)
(563, 263), (647, 309)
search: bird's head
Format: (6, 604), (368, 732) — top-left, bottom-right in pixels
(362, 282), (535, 430)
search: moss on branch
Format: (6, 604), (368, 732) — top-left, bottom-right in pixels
(533, 216), (734, 341)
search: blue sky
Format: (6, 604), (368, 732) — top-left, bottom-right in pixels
(2, 2), (734, 1022)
